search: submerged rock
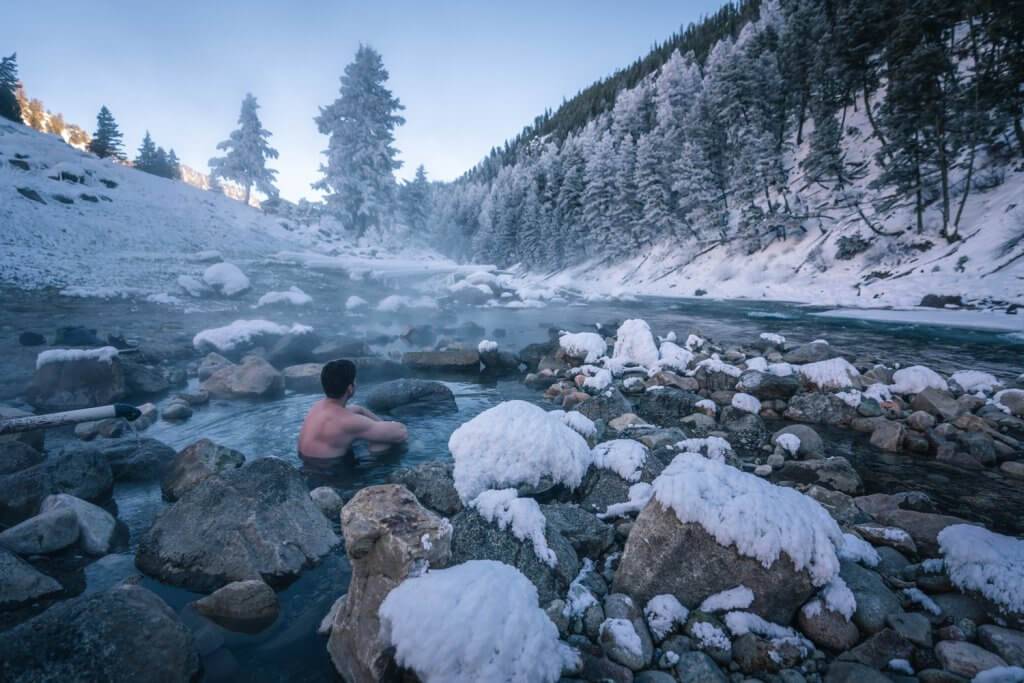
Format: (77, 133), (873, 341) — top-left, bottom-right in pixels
(785, 392), (856, 425)
(93, 438), (176, 480)
(0, 506), (79, 555)
(40, 493), (117, 555)
(0, 584), (199, 681)
(194, 579), (279, 632)
(363, 378), (457, 416)
(387, 460), (463, 517)
(0, 545), (62, 609)
(0, 446), (113, 525)
(327, 484), (452, 682)
(161, 438), (246, 501)
(202, 355), (284, 399)
(137, 457), (339, 592)
(282, 363), (323, 393)
(773, 457), (863, 495)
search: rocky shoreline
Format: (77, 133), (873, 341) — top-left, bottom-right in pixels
(1, 315), (1023, 682)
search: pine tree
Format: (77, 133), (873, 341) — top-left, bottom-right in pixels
(88, 106), (125, 160)
(166, 149), (181, 180)
(635, 131), (674, 246)
(0, 53), (20, 122)
(313, 45), (405, 237)
(401, 165), (431, 236)
(582, 129), (617, 255)
(209, 93), (279, 204)
(134, 131), (159, 173)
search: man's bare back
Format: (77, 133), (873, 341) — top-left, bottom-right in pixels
(298, 399), (408, 459)
(297, 359), (408, 460)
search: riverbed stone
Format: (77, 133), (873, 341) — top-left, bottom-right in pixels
(194, 579), (279, 632)
(266, 329), (322, 368)
(202, 355), (284, 399)
(614, 500), (816, 623)
(578, 455), (665, 514)
(772, 424), (826, 459)
(402, 349), (479, 373)
(0, 405), (45, 453)
(162, 400), (193, 421)
(824, 661), (892, 682)
(40, 493), (117, 555)
(838, 627), (913, 669)
(0, 440), (44, 475)
(632, 388), (701, 426)
(198, 352), (233, 380)
(0, 506), (79, 555)
(798, 603), (861, 651)
(773, 456), (863, 494)
(872, 509), (971, 557)
(310, 486), (345, 520)
(450, 506), (578, 604)
(542, 503), (615, 558)
(784, 341), (837, 364)
(854, 524), (918, 556)
(0, 446), (113, 525)
(283, 363), (324, 393)
(363, 378), (457, 416)
(94, 437), (177, 480)
(121, 358), (170, 396)
(977, 625), (1024, 666)
(0, 545), (62, 608)
(25, 353), (128, 410)
(785, 392), (856, 425)
(161, 438), (246, 501)
(935, 640), (1007, 678)
(387, 460), (462, 517)
(887, 611), (933, 647)
(870, 420), (906, 452)
(840, 560), (903, 635)
(327, 484), (452, 683)
(737, 370), (801, 400)
(576, 387), (633, 423)
(912, 388), (962, 422)
(674, 651), (728, 683)
(0, 583), (199, 681)
(137, 457), (339, 592)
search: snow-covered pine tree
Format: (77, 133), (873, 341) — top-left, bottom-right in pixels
(582, 128), (617, 256)
(88, 106), (125, 160)
(401, 165), (431, 237)
(166, 149), (181, 180)
(314, 45), (405, 238)
(134, 131), (159, 173)
(0, 53), (21, 122)
(209, 93), (279, 205)
(635, 131), (674, 246)
(612, 134), (641, 246)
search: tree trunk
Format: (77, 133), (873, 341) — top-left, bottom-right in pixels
(244, 183), (251, 206)
(863, 84), (890, 164)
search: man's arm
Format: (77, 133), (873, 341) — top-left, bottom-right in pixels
(349, 405), (382, 421)
(352, 414), (408, 444)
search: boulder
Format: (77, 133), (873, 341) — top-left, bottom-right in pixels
(869, 420), (906, 452)
(449, 506), (578, 605)
(94, 438), (176, 480)
(887, 611), (933, 648)
(136, 457), (339, 592)
(327, 485), (452, 683)
(0, 546), (62, 609)
(311, 337), (370, 363)
(934, 640), (1007, 678)
(772, 424), (826, 459)
(737, 370), (800, 400)
(718, 407), (769, 455)
(363, 379), (457, 416)
(784, 341), (837, 364)
(310, 486), (345, 520)
(872, 509), (971, 557)
(0, 584), (199, 681)
(0, 440), (44, 475)
(840, 560), (903, 635)
(732, 632), (804, 673)
(0, 507), (79, 555)
(198, 352), (233, 380)
(161, 400), (192, 421)
(40, 493), (117, 555)
(675, 651), (729, 683)
(160, 438), (246, 501)
(541, 503), (615, 557)
(349, 356), (412, 381)
(402, 349), (480, 373)
(53, 325), (102, 346)
(0, 405), (45, 452)
(121, 359), (170, 396)
(202, 355), (284, 399)
(977, 625), (1024, 667)
(798, 603), (861, 651)
(785, 392), (856, 425)
(25, 354), (127, 410)
(613, 500), (817, 623)
(18, 331), (45, 346)
(632, 388), (701, 426)
(266, 330), (322, 368)
(773, 457), (863, 495)
(0, 447), (113, 525)
(823, 661), (892, 682)
(837, 628), (913, 669)
(912, 388), (962, 422)
(283, 363), (324, 393)
(577, 388), (633, 423)
(387, 461), (463, 517)
(578, 456), (665, 515)
(194, 579), (279, 632)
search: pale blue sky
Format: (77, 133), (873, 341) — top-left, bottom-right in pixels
(3, 1), (723, 200)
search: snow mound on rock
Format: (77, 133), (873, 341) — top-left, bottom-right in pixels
(699, 585), (754, 613)
(675, 437), (733, 463)
(612, 319), (659, 368)
(477, 339), (498, 353)
(652, 453), (843, 586)
(377, 295), (438, 312)
(592, 439), (648, 483)
(379, 560), (568, 683)
(345, 295), (368, 310)
(837, 532), (880, 567)
(192, 319), (312, 353)
(658, 341), (694, 372)
(559, 331), (607, 363)
(202, 262), (251, 296)
(938, 524), (1024, 615)
(548, 409), (597, 438)
(797, 358), (861, 389)
(449, 400), (592, 502)
(950, 370), (1001, 394)
(36, 346), (119, 369)
(890, 365), (947, 395)
(645, 594), (689, 640)
(256, 286), (312, 307)
(471, 489), (556, 567)
(731, 393), (762, 414)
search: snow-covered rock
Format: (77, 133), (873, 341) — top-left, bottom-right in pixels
(202, 262), (250, 297)
(645, 594), (689, 641)
(477, 339), (498, 354)
(256, 286), (311, 307)
(377, 295), (438, 312)
(797, 358), (861, 390)
(380, 561), (569, 683)
(345, 295), (368, 310)
(559, 331), (607, 363)
(612, 319), (659, 368)
(449, 400), (592, 502)
(890, 365), (947, 395)
(731, 392), (762, 414)
(939, 524), (1024, 622)
(592, 439), (649, 483)
(192, 319), (312, 354)
(658, 341), (694, 372)
(470, 489), (556, 567)
(35, 346), (118, 369)
(949, 370), (1001, 395)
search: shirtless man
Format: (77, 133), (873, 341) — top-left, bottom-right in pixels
(298, 359), (408, 459)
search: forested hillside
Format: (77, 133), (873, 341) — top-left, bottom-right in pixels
(427, 0), (1024, 305)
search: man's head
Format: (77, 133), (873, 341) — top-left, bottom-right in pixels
(321, 359), (357, 400)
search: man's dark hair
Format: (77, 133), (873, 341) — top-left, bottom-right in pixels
(321, 359), (356, 399)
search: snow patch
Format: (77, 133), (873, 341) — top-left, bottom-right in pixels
(644, 594), (689, 640)
(202, 262), (251, 296)
(470, 489), (557, 567)
(797, 358), (861, 389)
(192, 319), (312, 353)
(612, 319), (659, 368)
(256, 286), (312, 307)
(36, 346), (118, 369)
(592, 439), (648, 483)
(889, 365), (947, 395)
(938, 524), (1024, 616)
(731, 392), (762, 414)
(699, 585), (754, 613)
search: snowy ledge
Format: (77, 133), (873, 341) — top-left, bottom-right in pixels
(36, 346), (119, 369)
(813, 307), (1024, 334)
